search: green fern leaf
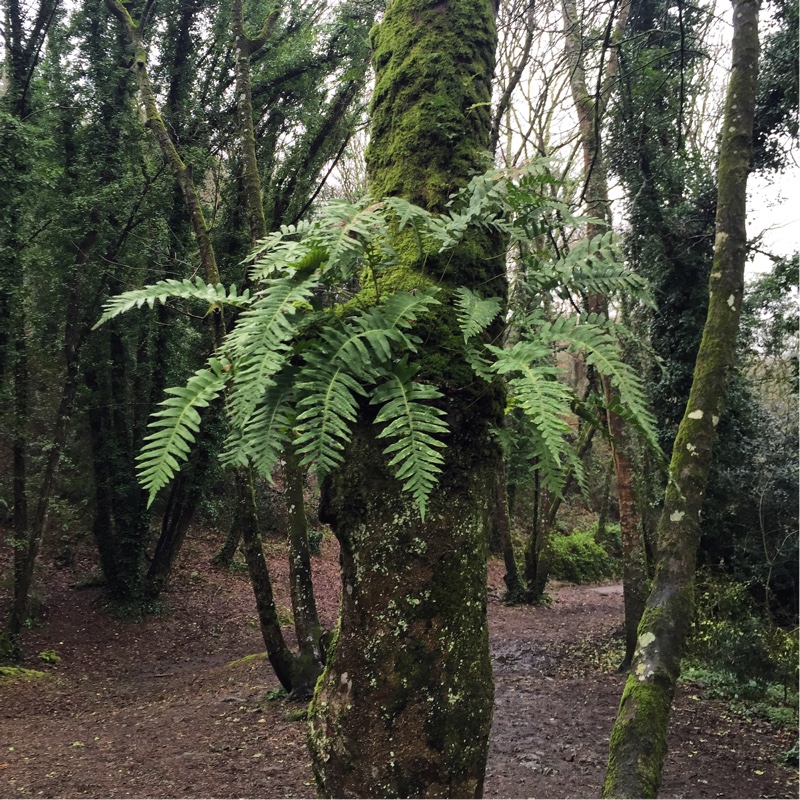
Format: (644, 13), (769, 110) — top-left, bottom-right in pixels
(225, 269), (321, 426)
(487, 341), (573, 480)
(223, 371), (298, 480)
(293, 356), (367, 476)
(93, 277), (251, 329)
(454, 287), (502, 341)
(371, 361), (448, 520)
(539, 315), (661, 456)
(136, 357), (230, 506)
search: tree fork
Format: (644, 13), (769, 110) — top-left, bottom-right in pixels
(603, 0), (760, 793)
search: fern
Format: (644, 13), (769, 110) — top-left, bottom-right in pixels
(93, 277), (251, 329)
(293, 354), (367, 476)
(289, 289), (442, 477)
(136, 357), (230, 505)
(454, 287), (502, 342)
(222, 371), (298, 480)
(92, 161), (661, 518)
(225, 268), (322, 427)
(371, 361), (448, 520)
(487, 341), (573, 480)
(538, 313), (660, 455)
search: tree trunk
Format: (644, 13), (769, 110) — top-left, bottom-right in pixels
(603, 0), (759, 793)
(6, 231), (95, 648)
(235, 468), (299, 694)
(495, 462), (524, 602)
(284, 444), (324, 695)
(307, 1), (501, 795)
(144, 474), (197, 598)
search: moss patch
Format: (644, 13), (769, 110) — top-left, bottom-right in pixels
(0, 666), (47, 685)
(226, 652), (268, 668)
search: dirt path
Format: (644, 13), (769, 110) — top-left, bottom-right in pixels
(1, 529), (796, 799)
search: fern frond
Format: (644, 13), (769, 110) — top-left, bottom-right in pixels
(371, 361), (448, 520)
(93, 277), (251, 329)
(539, 315), (661, 455)
(454, 287), (502, 341)
(248, 238), (325, 281)
(222, 371), (298, 479)
(377, 287), (441, 329)
(136, 357), (230, 506)
(225, 269), (321, 426)
(487, 341), (573, 480)
(293, 356), (367, 477)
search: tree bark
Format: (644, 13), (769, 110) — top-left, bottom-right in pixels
(284, 444), (325, 696)
(307, 1), (501, 795)
(603, 0), (759, 793)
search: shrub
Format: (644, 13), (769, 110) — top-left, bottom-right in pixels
(549, 529), (618, 584)
(685, 570), (799, 726)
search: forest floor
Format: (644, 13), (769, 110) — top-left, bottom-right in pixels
(0, 526), (797, 799)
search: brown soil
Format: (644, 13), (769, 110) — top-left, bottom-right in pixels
(1, 527), (797, 799)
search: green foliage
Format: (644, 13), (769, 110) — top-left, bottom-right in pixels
(548, 529), (619, 584)
(96, 165), (660, 519)
(136, 358), (230, 505)
(93, 278), (252, 329)
(38, 649), (61, 664)
(371, 361), (448, 519)
(307, 528), (325, 557)
(687, 571), (799, 722)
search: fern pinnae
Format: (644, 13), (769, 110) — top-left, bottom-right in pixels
(293, 361), (366, 477)
(371, 362), (448, 520)
(454, 287), (502, 342)
(487, 341), (573, 476)
(93, 277), (251, 330)
(230, 375), (298, 480)
(542, 315), (660, 454)
(136, 357), (230, 506)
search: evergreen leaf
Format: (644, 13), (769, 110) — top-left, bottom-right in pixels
(371, 361), (448, 520)
(136, 357), (230, 506)
(93, 277), (251, 329)
(454, 287), (503, 341)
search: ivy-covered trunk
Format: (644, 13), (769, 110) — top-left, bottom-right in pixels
(307, 0), (502, 796)
(603, 0), (760, 794)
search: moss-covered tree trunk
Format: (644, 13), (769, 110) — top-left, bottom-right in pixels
(307, 1), (502, 796)
(603, 0), (760, 794)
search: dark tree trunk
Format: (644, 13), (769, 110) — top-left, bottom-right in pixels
(603, 0), (760, 793)
(284, 445), (324, 694)
(307, 0), (502, 795)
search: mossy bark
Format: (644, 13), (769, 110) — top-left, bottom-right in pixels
(603, 0), (760, 794)
(307, 1), (501, 795)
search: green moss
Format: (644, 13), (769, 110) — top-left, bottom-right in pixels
(603, 675), (672, 798)
(0, 666), (47, 684)
(38, 649), (61, 664)
(226, 652), (268, 668)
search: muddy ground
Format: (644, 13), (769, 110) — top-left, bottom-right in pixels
(1, 527), (797, 799)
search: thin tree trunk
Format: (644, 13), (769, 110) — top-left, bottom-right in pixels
(235, 468), (297, 693)
(144, 473), (196, 598)
(283, 444), (324, 695)
(603, 0), (759, 793)
(230, 2), (323, 690)
(495, 460), (524, 601)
